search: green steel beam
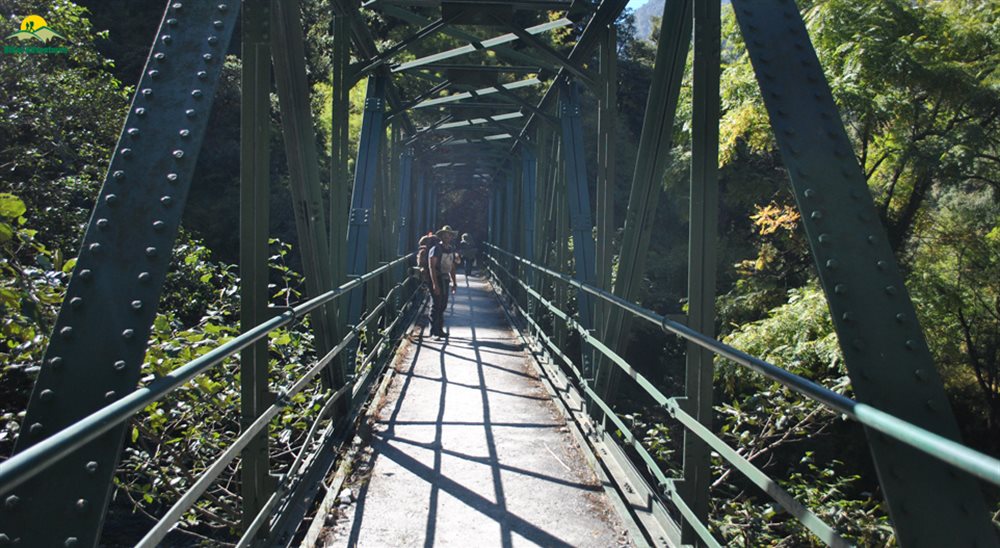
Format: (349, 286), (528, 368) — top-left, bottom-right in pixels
(271, 0), (337, 383)
(559, 81), (597, 376)
(331, 14), (351, 303)
(354, 16), (454, 77)
(499, 21), (598, 91)
(391, 18), (573, 73)
(0, 2), (240, 546)
(595, 24), (617, 322)
(344, 74), (387, 382)
(331, 0), (415, 135)
(239, 0), (274, 537)
(680, 0), (720, 541)
(507, 0), (629, 152)
(595, 0), (692, 401)
(411, 77), (543, 110)
(377, 4), (561, 71)
(731, 1), (996, 544)
(396, 148), (415, 257)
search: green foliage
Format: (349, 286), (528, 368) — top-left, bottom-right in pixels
(116, 241), (326, 542)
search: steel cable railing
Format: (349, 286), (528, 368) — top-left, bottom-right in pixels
(484, 243), (1000, 546)
(0, 253), (419, 544)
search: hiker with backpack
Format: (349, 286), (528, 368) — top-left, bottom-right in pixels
(421, 225), (458, 339)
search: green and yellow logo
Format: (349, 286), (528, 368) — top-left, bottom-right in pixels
(4, 14), (68, 54)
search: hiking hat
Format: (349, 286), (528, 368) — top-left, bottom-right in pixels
(436, 225), (458, 237)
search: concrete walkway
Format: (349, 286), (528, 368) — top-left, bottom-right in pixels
(323, 274), (630, 547)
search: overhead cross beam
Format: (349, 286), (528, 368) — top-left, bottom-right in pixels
(391, 19), (573, 72)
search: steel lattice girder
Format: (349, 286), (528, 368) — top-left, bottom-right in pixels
(0, 3), (241, 546)
(594, 0), (692, 400)
(730, 1), (996, 544)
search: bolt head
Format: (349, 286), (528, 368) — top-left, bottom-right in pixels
(5, 495), (20, 510)
(39, 389), (54, 402)
(113, 360), (126, 371)
(85, 461), (99, 473)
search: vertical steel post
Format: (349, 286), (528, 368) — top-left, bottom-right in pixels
(731, 1), (996, 543)
(680, 0), (720, 542)
(522, 147), (537, 295)
(595, 0), (692, 401)
(596, 25), (617, 296)
(396, 148), (415, 258)
(344, 74), (387, 380)
(239, 0), (273, 535)
(414, 164), (426, 237)
(271, 0), (337, 380)
(330, 14), (351, 289)
(559, 80), (597, 376)
(504, 172), (515, 253)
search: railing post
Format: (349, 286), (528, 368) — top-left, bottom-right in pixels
(239, 0), (274, 536)
(343, 74), (387, 382)
(680, 0), (720, 542)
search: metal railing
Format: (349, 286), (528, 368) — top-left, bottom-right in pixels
(484, 243), (1000, 547)
(0, 253), (420, 546)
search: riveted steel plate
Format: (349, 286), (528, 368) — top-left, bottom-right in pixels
(0, 2), (240, 546)
(731, 1), (995, 544)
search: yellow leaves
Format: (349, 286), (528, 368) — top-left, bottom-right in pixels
(719, 103), (775, 166)
(751, 203), (801, 236)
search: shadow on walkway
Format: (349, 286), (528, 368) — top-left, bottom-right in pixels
(330, 274), (629, 547)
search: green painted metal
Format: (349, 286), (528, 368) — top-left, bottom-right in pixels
(271, 0), (337, 383)
(504, 173), (515, 252)
(396, 148), (415, 258)
(331, 13), (351, 294)
(0, 3), (240, 546)
(486, 243), (1000, 544)
(730, 1), (997, 544)
(595, 25), (616, 297)
(595, 0), (692, 401)
(344, 74), (387, 380)
(558, 81), (598, 376)
(0, 256), (415, 537)
(680, 0), (721, 540)
(486, 247), (848, 547)
(239, 0), (274, 536)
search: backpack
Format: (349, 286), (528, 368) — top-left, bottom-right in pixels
(415, 234), (441, 283)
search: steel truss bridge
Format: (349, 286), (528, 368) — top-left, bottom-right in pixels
(0, 0), (998, 546)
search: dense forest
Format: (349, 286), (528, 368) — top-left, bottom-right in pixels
(1, 0), (998, 544)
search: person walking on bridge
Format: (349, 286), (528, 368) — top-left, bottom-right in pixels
(429, 225), (458, 339)
(458, 232), (478, 281)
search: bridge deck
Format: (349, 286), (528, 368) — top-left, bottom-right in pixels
(319, 273), (630, 547)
